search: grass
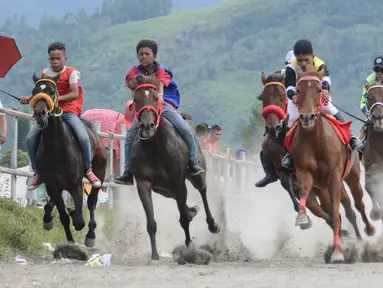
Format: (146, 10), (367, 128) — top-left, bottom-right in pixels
(0, 197), (117, 260)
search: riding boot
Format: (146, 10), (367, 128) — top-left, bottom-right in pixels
(281, 152), (294, 170)
(333, 112), (363, 151)
(115, 170), (134, 185)
(254, 151), (278, 187)
(189, 160), (205, 176)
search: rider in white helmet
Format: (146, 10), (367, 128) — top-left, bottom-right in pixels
(280, 50), (295, 75)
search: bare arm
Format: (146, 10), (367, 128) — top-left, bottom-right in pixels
(0, 114), (7, 144)
(59, 82), (79, 103)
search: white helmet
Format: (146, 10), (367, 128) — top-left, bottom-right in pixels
(285, 50), (295, 64)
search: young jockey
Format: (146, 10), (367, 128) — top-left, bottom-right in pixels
(360, 56), (383, 115)
(115, 39), (204, 185)
(254, 49), (295, 187)
(281, 39), (363, 169)
(20, 41), (101, 190)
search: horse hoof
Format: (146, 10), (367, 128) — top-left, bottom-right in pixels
(364, 225), (376, 237)
(189, 205), (200, 218)
(74, 220), (85, 231)
(330, 251), (345, 264)
(295, 214), (309, 226)
(299, 216), (313, 230)
(209, 222), (220, 234)
(84, 237), (96, 248)
(369, 210), (381, 221)
(43, 220), (54, 231)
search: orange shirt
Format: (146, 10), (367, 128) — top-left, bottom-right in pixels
(41, 66), (83, 115)
(202, 138), (218, 153)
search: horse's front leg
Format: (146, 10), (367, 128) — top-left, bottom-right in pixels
(137, 180), (159, 260)
(279, 173), (299, 212)
(72, 183), (85, 232)
(294, 168), (314, 226)
(84, 186), (99, 248)
(329, 172), (344, 264)
(43, 198), (55, 230)
(175, 183), (193, 247)
(197, 187), (220, 234)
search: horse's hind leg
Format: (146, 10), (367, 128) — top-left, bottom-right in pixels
(340, 184), (362, 240)
(137, 180), (159, 260)
(43, 198), (55, 230)
(345, 165), (376, 236)
(84, 186), (99, 247)
(365, 173), (382, 221)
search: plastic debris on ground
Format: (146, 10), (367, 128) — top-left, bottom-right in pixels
(15, 255), (27, 265)
(85, 253), (112, 267)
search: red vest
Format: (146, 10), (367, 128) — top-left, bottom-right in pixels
(41, 66), (83, 115)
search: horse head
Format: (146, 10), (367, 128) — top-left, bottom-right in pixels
(259, 72), (287, 138)
(30, 73), (61, 128)
(128, 74), (162, 140)
(296, 69), (324, 130)
(366, 84), (383, 131)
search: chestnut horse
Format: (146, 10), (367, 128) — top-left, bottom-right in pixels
(293, 71), (375, 263)
(259, 72), (362, 234)
(362, 84), (383, 235)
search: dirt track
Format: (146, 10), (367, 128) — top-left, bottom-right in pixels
(1, 258), (383, 288)
(2, 169), (383, 288)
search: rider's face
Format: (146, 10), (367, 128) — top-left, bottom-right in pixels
(48, 50), (66, 72)
(295, 54), (314, 72)
(374, 67), (383, 82)
(137, 47), (156, 67)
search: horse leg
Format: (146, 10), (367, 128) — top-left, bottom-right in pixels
(176, 183), (193, 247)
(294, 169), (314, 226)
(345, 166), (376, 237)
(49, 187), (75, 243)
(198, 187), (220, 234)
(84, 186), (99, 247)
(43, 198), (55, 230)
(71, 183), (85, 232)
(339, 184), (362, 240)
(279, 174), (299, 212)
(364, 173), (382, 221)
(328, 173), (344, 263)
(137, 180), (159, 260)
(300, 189), (330, 230)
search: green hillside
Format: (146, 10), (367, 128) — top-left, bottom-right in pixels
(1, 0), (383, 148)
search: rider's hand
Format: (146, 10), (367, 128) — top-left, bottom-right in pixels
(158, 94), (164, 104)
(321, 89), (329, 99)
(20, 96), (32, 104)
(292, 95), (298, 105)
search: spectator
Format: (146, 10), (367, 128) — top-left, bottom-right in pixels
(202, 124), (222, 154)
(0, 100), (7, 147)
(195, 123), (211, 141)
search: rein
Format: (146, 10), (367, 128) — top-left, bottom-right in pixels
(261, 81), (288, 121)
(133, 83), (163, 127)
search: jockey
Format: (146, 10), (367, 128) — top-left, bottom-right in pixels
(20, 42), (101, 190)
(281, 39), (363, 169)
(360, 56), (383, 115)
(115, 39), (204, 185)
(254, 50), (295, 187)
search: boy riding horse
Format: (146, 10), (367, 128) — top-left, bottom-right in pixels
(20, 42), (101, 190)
(116, 39), (204, 185)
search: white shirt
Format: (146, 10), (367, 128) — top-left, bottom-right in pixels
(42, 66), (80, 84)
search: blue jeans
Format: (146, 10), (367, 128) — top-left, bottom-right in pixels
(26, 112), (92, 173)
(124, 102), (198, 171)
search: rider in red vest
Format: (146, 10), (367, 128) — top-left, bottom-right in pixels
(20, 42), (101, 190)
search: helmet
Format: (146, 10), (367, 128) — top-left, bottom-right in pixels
(285, 50), (295, 64)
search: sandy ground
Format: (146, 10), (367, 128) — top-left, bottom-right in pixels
(1, 166), (383, 288)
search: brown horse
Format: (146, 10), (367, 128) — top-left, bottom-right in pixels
(127, 74), (220, 260)
(30, 74), (107, 247)
(362, 84), (383, 234)
(259, 72), (361, 234)
(292, 71), (375, 263)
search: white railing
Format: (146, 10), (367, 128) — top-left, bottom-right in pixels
(0, 107), (262, 209)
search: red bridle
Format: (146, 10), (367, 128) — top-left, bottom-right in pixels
(260, 82), (288, 120)
(133, 83), (163, 127)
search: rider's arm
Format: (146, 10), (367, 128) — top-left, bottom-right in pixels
(0, 101), (7, 144)
(156, 68), (172, 101)
(285, 66), (296, 100)
(361, 73), (376, 114)
(318, 64), (331, 92)
(58, 70), (80, 103)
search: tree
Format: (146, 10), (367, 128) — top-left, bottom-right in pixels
(240, 102), (264, 154)
(17, 109), (30, 152)
(0, 149), (30, 168)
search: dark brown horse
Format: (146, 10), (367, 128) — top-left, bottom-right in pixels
(292, 71), (375, 263)
(362, 84), (383, 234)
(127, 74), (220, 260)
(30, 74), (107, 247)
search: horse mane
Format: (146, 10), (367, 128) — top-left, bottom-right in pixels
(265, 72), (284, 83)
(128, 74), (160, 90)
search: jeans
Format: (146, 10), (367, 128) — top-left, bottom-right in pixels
(124, 102), (198, 171)
(26, 112), (92, 173)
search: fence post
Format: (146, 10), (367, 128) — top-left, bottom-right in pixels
(11, 114), (18, 201)
(119, 124), (126, 176)
(219, 148), (230, 250)
(107, 136), (114, 209)
(239, 151), (246, 194)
